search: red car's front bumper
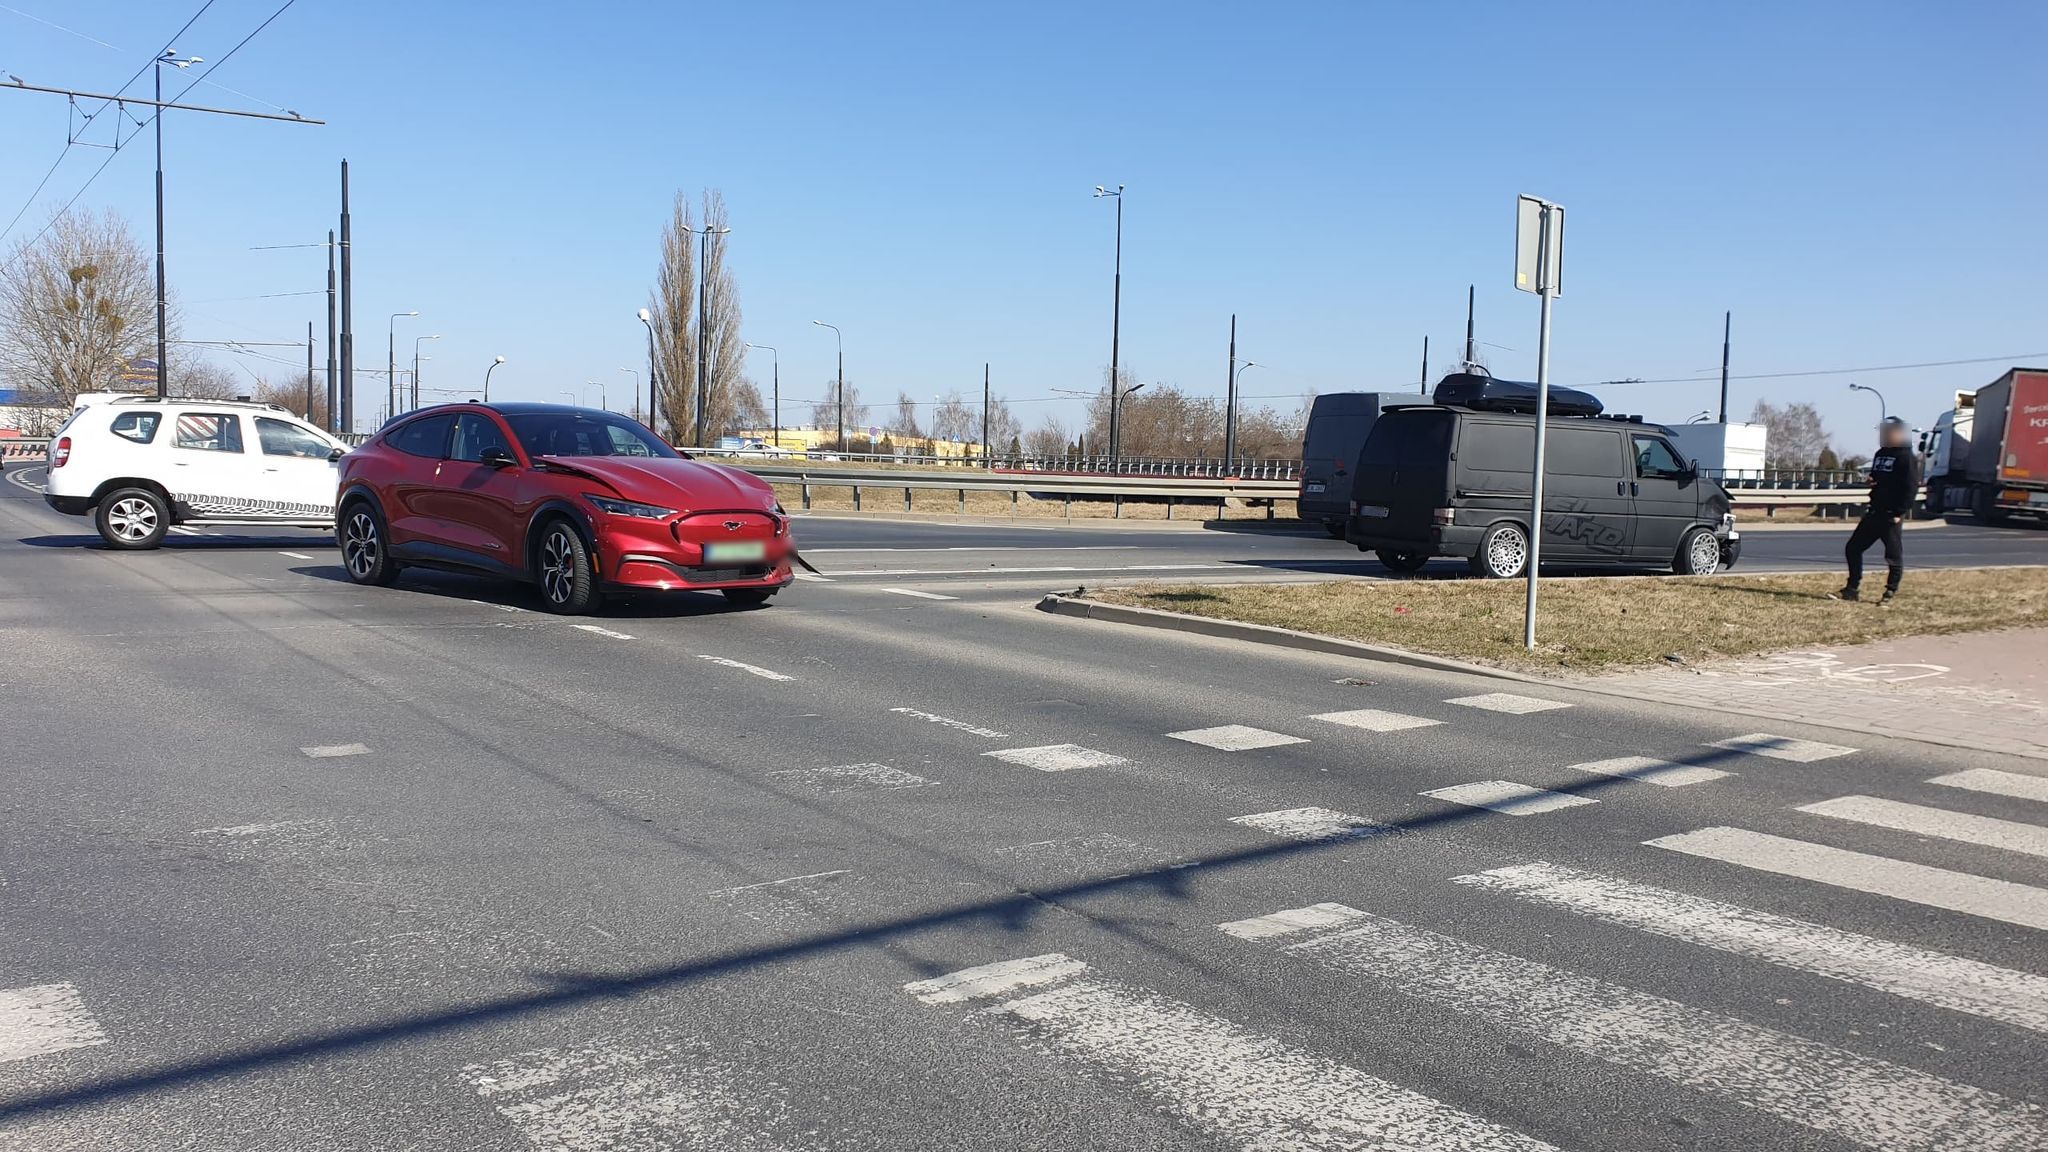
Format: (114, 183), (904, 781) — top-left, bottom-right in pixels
(591, 508), (794, 593)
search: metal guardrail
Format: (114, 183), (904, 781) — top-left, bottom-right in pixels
(696, 446), (1302, 479)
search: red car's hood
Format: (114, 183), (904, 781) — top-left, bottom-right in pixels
(538, 455), (774, 512)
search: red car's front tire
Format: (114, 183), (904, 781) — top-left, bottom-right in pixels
(535, 519), (600, 615)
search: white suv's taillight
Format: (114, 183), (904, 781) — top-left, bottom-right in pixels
(50, 436), (71, 468)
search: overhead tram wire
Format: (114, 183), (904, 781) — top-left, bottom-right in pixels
(0, 2), (294, 113)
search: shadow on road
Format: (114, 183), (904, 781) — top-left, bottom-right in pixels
(290, 563), (776, 618)
(0, 741), (1754, 1123)
(16, 533), (334, 551)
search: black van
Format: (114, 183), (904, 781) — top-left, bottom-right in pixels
(1297, 393), (1392, 537)
(1345, 403), (1740, 577)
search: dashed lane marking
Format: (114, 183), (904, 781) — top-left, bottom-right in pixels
(1445, 693), (1573, 715)
(571, 624), (637, 641)
(278, 550), (315, 560)
(0, 983), (109, 1064)
(1798, 795), (2048, 859)
(1566, 755), (1730, 788)
(1230, 807), (1386, 843)
(905, 954), (1563, 1152)
(1648, 826), (2048, 931)
(695, 655), (794, 681)
(793, 571), (832, 582)
(1167, 724), (1309, 752)
(1709, 733), (1857, 762)
(888, 706), (1007, 739)
(764, 763), (936, 793)
(466, 1041), (802, 1151)
(300, 743), (370, 758)
(1422, 780), (1599, 816)
(1455, 861), (2048, 1035)
(1929, 768), (2048, 805)
(1220, 903), (2048, 1152)
(983, 744), (1127, 772)
(807, 545), (1137, 553)
(880, 587), (960, 600)
(1308, 708), (1443, 732)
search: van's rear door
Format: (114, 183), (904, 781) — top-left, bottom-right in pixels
(1298, 394), (1382, 522)
(1352, 407), (1452, 542)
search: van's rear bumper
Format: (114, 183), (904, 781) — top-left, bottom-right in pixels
(1346, 523), (1483, 558)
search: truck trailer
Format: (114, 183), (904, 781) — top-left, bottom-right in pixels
(1923, 367), (2048, 524)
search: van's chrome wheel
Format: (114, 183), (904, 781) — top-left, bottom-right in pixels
(343, 511), (381, 578)
(1676, 526), (1723, 576)
(1473, 523), (1529, 579)
(106, 497), (158, 542)
(539, 527), (576, 604)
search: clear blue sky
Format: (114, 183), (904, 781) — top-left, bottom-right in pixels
(3, 0), (2043, 441)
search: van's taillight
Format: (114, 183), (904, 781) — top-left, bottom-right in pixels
(1432, 507), (1455, 525)
(50, 436), (71, 467)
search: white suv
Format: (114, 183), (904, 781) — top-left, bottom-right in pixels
(43, 397), (348, 549)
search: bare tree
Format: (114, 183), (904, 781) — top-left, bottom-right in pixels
(985, 395), (1021, 452)
(1751, 399), (1829, 468)
(646, 189), (750, 445)
(171, 359), (240, 400)
(0, 209), (154, 415)
(648, 192), (696, 443)
(728, 376), (768, 432)
(1024, 416), (1070, 457)
(700, 190), (746, 439)
(931, 390), (977, 444)
(810, 378), (869, 435)
(889, 390), (923, 438)
(253, 374), (328, 425)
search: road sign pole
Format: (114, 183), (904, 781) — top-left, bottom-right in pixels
(1525, 275), (1553, 649)
(1514, 195), (1563, 650)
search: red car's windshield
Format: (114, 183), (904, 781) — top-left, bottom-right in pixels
(504, 411), (679, 459)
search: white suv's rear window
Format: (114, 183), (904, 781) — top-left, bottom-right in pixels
(110, 411), (161, 443)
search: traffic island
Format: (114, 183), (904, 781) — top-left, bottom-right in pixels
(1063, 568), (2048, 674)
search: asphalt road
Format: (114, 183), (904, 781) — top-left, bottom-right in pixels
(3, 469), (2046, 1151)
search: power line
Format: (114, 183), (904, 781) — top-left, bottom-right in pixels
(0, 2), (292, 111)
(1599, 352), (2048, 388)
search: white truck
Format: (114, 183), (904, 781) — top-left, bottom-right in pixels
(1922, 367), (2048, 524)
(1661, 421), (1768, 479)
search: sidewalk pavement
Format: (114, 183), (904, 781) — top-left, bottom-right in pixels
(1585, 628), (2048, 760)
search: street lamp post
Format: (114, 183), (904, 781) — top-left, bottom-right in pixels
(681, 226), (732, 447)
(388, 310), (417, 417)
(637, 308), (661, 437)
(1848, 382), (1888, 423)
(153, 50), (201, 397)
(744, 343), (778, 447)
(1229, 359), (1257, 469)
(813, 321), (843, 452)
(560, 389), (578, 405)
(412, 335), (441, 409)
(584, 381), (606, 410)
(1093, 183), (1125, 469)
(483, 355), (506, 402)
(618, 367), (638, 418)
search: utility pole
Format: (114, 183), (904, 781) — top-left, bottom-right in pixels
(1225, 314), (1238, 465)
(1420, 335), (1430, 393)
(305, 321), (314, 420)
(325, 231), (338, 432)
(339, 161), (354, 433)
(982, 362), (992, 468)
(1718, 310), (1732, 424)
(1094, 185), (1126, 469)
(697, 236), (709, 446)
(1464, 283), (1476, 369)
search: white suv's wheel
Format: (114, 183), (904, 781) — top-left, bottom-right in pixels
(96, 487), (170, 550)
(1469, 522), (1530, 579)
(1675, 526), (1723, 576)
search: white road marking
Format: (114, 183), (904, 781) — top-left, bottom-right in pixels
(1648, 826), (2048, 931)
(1221, 903), (2048, 1152)
(792, 571), (832, 582)
(695, 654), (794, 681)
(192, 819), (322, 838)
(1566, 755), (1730, 788)
(1445, 692), (1573, 715)
(879, 587), (959, 600)
(983, 743), (1127, 772)
(300, 743), (370, 758)
(888, 706), (1007, 739)
(1710, 733), (1857, 762)
(470, 599), (528, 612)
(1455, 861), (2048, 1034)
(764, 763), (936, 793)
(1930, 768), (2048, 805)
(1799, 795), (2048, 859)
(571, 623), (637, 640)
(1167, 724), (1308, 751)
(278, 550), (314, 560)
(905, 954), (1562, 1151)
(0, 983), (108, 1065)
(808, 546), (1136, 554)
(1231, 806), (1385, 843)
(1422, 780), (1598, 816)
(708, 869), (852, 896)
(465, 1041), (800, 1152)
(1308, 708), (1443, 732)
(839, 563), (1236, 577)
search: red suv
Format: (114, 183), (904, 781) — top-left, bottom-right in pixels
(335, 403), (793, 613)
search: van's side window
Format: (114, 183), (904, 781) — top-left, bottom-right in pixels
(109, 411), (161, 444)
(1632, 435), (1689, 480)
(1549, 427), (1622, 476)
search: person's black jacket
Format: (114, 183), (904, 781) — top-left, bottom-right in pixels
(1866, 446), (1918, 516)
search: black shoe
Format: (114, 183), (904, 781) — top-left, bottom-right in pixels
(1879, 589), (1896, 606)
(1829, 586), (1860, 602)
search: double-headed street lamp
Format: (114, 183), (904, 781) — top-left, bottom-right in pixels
(1092, 183), (1129, 469)
(483, 355), (507, 402)
(412, 334), (441, 409)
(388, 310), (417, 415)
(744, 342), (778, 446)
(812, 320), (844, 451)
(152, 50), (201, 397)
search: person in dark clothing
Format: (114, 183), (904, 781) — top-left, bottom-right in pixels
(1835, 417), (1918, 603)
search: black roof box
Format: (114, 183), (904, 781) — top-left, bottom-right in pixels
(1432, 371), (1604, 417)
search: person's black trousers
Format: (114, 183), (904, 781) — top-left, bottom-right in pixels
(1844, 511), (1903, 591)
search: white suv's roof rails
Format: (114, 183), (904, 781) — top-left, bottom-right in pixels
(107, 395), (294, 413)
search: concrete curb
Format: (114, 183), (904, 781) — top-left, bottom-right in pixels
(1036, 594), (2047, 761)
(1035, 594), (1533, 682)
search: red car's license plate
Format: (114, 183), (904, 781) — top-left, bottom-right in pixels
(704, 541), (766, 563)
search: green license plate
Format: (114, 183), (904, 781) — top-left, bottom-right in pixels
(704, 540), (767, 563)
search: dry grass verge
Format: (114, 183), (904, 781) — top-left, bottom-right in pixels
(1089, 568), (2048, 672)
